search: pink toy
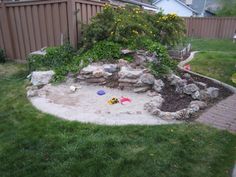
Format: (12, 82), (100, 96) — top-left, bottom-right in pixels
(120, 97), (132, 105)
(184, 64), (191, 71)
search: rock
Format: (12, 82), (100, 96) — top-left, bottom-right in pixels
(192, 91), (200, 100)
(144, 96), (164, 114)
(140, 73), (155, 85)
(27, 89), (38, 97)
(31, 70), (55, 86)
(183, 84), (199, 95)
(159, 109), (189, 120)
(146, 52), (158, 63)
(103, 64), (118, 73)
(183, 73), (191, 80)
(80, 65), (99, 74)
(118, 66), (143, 79)
(118, 78), (138, 84)
(121, 49), (134, 55)
(153, 79), (164, 92)
(133, 86), (150, 93)
(86, 77), (106, 83)
(194, 81), (207, 89)
(175, 79), (187, 93)
(118, 59), (129, 67)
(167, 73), (180, 82)
(134, 54), (146, 66)
(190, 101), (207, 109)
(207, 87), (219, 98)
(93, 68), (105, 78)
(147, 90), (161, 97)
(198, 90), (209, 101)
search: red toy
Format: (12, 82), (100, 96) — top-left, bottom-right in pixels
(184, 64), (191, 71)
(120, 97), (132, 105)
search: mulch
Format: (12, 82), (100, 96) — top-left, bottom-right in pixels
(160, 70), (233, 114)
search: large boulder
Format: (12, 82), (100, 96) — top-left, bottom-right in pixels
(140, 73), (155, 85)
(118, 66), (143, 79)
(183, 84), (199, 95)
(153, 79), (164, 92)
(31, 71), (55, 86)
(144, 95), (164, 114)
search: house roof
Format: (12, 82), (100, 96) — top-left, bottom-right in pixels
(180, 0), (206, 14)
(153, 0), (198, 14)
(110, 0), (158, 9)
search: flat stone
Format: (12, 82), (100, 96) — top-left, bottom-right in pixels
(103, 64), (118, 73)
(183, 84), (199, 95)
(133, 86), (150, 93)
(93, 68), (105, 78)
(80, 65), (99, 74)
(118, 66), (143, 79)
(190, 101), (207, 109)
(118, 78), (138, 84)
(121, 49), (134, 55)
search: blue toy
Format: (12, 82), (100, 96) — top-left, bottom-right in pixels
(97, 90), (106, 96)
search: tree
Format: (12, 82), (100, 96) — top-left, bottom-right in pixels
(216, 0), (236, 16)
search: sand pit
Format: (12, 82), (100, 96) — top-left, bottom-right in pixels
(29, 83), (178, 125)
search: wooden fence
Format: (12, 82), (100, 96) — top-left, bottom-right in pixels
(0, 0), (104, 61)
(0, 0), (236, 61)
(184, 17), (236, 39)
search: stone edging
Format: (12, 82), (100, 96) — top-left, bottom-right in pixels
(178, 51), (236, 94)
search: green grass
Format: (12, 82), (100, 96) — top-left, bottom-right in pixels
(0, 62), (236, 177)
(190, 38), (236, 52)
(188, 39), (236, 87)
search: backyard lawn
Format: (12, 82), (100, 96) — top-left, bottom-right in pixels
(188, 38), (236, 87)
(0, 62), (236, 177)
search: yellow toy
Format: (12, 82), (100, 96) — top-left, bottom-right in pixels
(107, 97), (119, 105)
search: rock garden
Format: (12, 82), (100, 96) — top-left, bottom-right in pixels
(26, 5), (233, 125)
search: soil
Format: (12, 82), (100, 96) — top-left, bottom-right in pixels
(160, 79), (193, 112)
(160, 70), (233, 115)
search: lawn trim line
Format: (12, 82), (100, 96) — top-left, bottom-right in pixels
(178, 51), (236, 93)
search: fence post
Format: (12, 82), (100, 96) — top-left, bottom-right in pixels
(67, 0), (77, 48)
(0, 1), (14, 58)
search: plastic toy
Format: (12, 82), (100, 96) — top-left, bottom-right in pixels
(120, 96), (131, 105)
(107, 97), (119, 105)
(97, 90), (106, 96)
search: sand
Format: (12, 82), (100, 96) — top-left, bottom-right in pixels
(29, 83), (178, 125)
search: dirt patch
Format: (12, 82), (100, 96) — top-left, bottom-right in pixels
(160, 80), (193, 112)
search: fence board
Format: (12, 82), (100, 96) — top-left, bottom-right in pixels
(1, 0), (236, 61)
(184, 17), (236, 39)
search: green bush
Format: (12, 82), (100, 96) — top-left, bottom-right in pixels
(28, 43), (78, 82)
(0, 48), (6, 63)
(86, 41), (121, 61)
(81, 4), (185, 49)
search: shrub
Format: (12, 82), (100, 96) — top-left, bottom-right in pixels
(81, 4), (185, 49)
(0, 48), (6, 63)
(28, 43), (78, 82)
(78, 41), (122, 62)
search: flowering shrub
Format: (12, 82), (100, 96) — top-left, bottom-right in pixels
(81, 4), (185, 49)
